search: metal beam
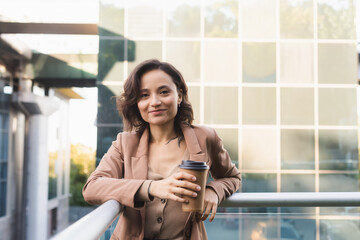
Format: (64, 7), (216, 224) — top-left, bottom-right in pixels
(0, 22), (98, 35)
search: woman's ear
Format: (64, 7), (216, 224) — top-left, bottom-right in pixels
(178, 89), (183, 104)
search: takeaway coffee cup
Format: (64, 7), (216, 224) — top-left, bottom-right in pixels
(179, 160), (209, 213)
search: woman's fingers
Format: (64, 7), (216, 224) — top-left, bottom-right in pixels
(201, 202), (211, 221)
(209, 203), (217, 222)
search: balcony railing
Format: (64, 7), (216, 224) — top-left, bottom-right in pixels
(50, 192), (360, 240)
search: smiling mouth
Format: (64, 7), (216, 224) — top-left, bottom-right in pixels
(149, 109), (166, 114)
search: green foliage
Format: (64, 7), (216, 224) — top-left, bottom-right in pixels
(69, 144), (96, 206)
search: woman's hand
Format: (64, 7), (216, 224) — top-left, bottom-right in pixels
(149, 172), (201, 203)
(198, 188), (219, 222)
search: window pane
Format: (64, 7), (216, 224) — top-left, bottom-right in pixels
(281, 129), (315, 169)
(166, 41), (200, 82)
(281, 88), (314, 125)
(242, 173), (277, 192)
(214, 128), (238, 161)
(320, 174), (359, 192)
(98, 39), (125, 82)
(318, 88), (357, 126)
(281, 219), (316, 240)
(97, 85), (123, 124)
(188, 86), (200, 124)
(280, 42), (313, 83)
(204, 0), (238, 38)
(204, 41), (238, 83)
(242, 128), (277, 170)
(318, 43), (357, 84)
(166, 0), (200, 37)
(204, 87), (238, 124)
(281, 174), (315, 192)
(318, 0), (356, 39)
(0, 163), (7, 180)
(241, 0), (276, 39)
(127, 0), (163, 38)
(243, 87), (276, 124)
(127, 41), (162, 74)
(99, 2), (124, 36)
(242, 42), (276, 83)
(0, 182), (6, 216)
(319, 130), (358, 171)
(96, 126), (123, 165)
(280, 0), (313, 38)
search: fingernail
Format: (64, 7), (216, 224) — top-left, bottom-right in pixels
(192, 193), (197, 197)
(196, 186), (201, 191)
(192, 177), (196, 181)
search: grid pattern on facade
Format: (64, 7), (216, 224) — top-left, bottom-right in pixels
(97, 0), (359, 239)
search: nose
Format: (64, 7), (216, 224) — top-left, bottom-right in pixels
(150, 94), (161, 106)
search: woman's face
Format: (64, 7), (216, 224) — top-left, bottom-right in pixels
(137, 69), (182, 128)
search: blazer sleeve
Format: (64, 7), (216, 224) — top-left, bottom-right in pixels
(82, 132), (146, 209)
(206, 128), (241, 203)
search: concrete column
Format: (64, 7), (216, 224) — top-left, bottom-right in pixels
(12, 83), (59, 240)
(25, 114), (49, 240)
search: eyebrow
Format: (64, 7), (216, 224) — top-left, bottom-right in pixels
(139, 85), (170, 92)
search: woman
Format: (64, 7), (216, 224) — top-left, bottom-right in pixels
(83, 59), (241, 240)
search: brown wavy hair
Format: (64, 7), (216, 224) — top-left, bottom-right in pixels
(116, 59), (193, 133)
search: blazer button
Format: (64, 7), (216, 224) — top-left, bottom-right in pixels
(161, 199), (166, 204)
(157, 217), (163, 223)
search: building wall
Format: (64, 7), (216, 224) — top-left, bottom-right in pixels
(97, 0), (359, 239)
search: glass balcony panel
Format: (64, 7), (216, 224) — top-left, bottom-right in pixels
(99, 1), (125, 36)
(280, 42), (313, 83)
(214, 128), (238, 161)
(318, 43), (357, 84)
(127, 41), (162, 74)
(242, 42), (276, 83)
(242, 87), (276, 124)
(203, 41), (238, 83)
(281, 88), (314, 125)
(319, 88), (357, 126)
(166, 41), (200, 82)
(241, 0), (276, 39)
(98, 39), (125, 82)
(204, 0), (238, 38)
(319, 130), (358, 171)
(280, 0), (313, 39)
(317, 0), (356, 39)
(242, 128), (277, 170)
(187, 86), (200, 124)
(281, 174), (315, 192)
(127, 0), (163, 39)
(320, 220), (360, 239)
(204, 87), (238, 124)
(281, 129), (315, 170)
(166, 0), (201, 37)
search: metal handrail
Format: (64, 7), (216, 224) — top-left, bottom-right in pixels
(220, 192), (360, 207)
(50, 200), (121, 240)
(51, 192), (360, 239)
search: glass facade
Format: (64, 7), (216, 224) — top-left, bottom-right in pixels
(0, 79), (10, 217)
(98, 0), (359, 239)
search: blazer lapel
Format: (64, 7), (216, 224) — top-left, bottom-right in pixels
(131, 128), (149, 180)
(181, 125), (206, 162)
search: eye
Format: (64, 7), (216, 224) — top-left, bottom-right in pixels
(139, 93), (149, 98)
(160, 90), (169, 95)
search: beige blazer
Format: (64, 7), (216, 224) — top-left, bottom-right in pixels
(83, 124), (241, 240)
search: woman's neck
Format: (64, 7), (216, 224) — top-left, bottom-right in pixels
(149, 123), (178, 145)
